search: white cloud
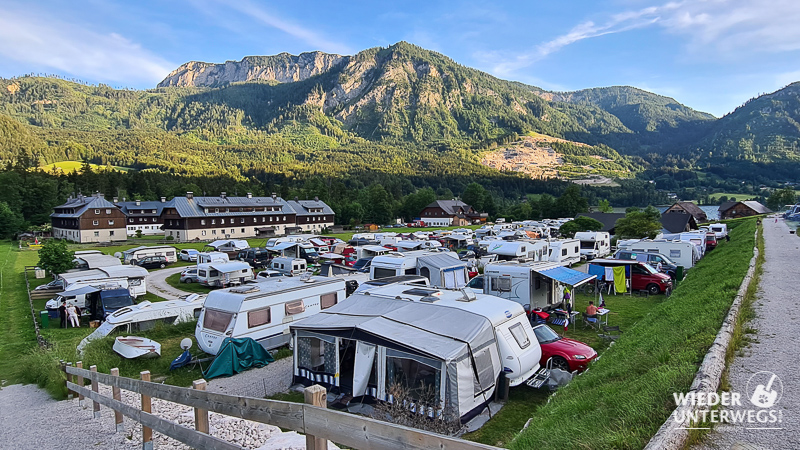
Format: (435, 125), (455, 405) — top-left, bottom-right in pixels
(207, 0), (354, 55)
(0, 7), (174, 84)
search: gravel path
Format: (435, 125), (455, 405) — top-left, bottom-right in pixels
(697, 217), (800, 449)
(207, 357), (294, 399)
(146, 266), (191, 300)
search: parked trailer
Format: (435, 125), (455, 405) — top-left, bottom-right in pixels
(547, 239), (582, 266)
(486, 240), (549, 262)
(196, 277), (346, 355)
(616, 239), (698, 268)
(121, 245), (178, 264)
(58, 265), (148, 297)
(479, 261), (595, 310)
(369, 250), (468, 288)
(197, 261), (254, 287)
(574, 231), (611, 260)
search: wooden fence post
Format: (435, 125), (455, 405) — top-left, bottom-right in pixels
(141, 371), (153, 450)
(111, 368), (124, 432)
(90, 365), (100, 418)
(304, 385), (328, 450)
(76, 361), (84, 406)
(192, 379), (209, 434)
(66, 362), (74, 400)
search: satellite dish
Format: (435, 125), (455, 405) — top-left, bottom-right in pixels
(180, 338), (193, 351)
(114, 252), (122, 258)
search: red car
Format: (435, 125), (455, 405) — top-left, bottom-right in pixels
(705, 233), (718, 251)
(591, 259), (673, 295)
(532, 324), (597, 372)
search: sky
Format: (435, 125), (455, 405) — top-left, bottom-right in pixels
(1, 0), (800, 117)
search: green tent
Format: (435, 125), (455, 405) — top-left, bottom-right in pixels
(203, 337), (275, 380)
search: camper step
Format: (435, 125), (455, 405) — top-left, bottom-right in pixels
(525, 368), (550, 389)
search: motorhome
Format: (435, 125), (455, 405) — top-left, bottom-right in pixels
(701, 223), (728, 240)
(369, 251), (468, 288)
(197, 262), (254, 287)
(269, 257), (308, 276)
(272, 242), (320, 264)
(574, 231), (611, 260)
(121, 245), (178, 264)
(486, 240), (549, 262)
(547, 239), (582, 266)
(78, 294), (205, 354)
(196, 276), (346, 355)
(473, 261), (595, 310)
(197, 252), (230, 264)
(290, 285), (542, 422)
(615, 239), (698, 268)
(57, 265), (148, 297)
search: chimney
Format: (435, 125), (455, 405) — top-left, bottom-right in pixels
(96, 192), (104, 199)
(112, 197), (118, 203)
(271, 193), (277, 201)
(135, 200), (141, 206)
(186, 191), (193, 199)
(314, 196), (319, 201)
(220, 192), (227, 199)
(122, 197), (126, 202)
(160, 197), (166, 203)
(246, 192), (252, 199)
(294, 196), (299, 201)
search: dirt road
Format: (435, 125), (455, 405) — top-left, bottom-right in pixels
(146, 266), (190, 300)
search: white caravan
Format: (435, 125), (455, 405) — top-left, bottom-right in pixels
(197, 262), (254, 287)
(369, 250), (466, 287)
(574, 232), (611, 260)
(73, 254), (122, 270)
(478, 261), (595, 310)
(356, 245), (391, 259)
(616, 239), (698, 268)
(121, 245), (178, 264)
(57, 265), (148, 297)
(395, 240), (442, 251)
(197, 252), (230, 264)
(77, 294), (205, 354)
(547, 239), (582, 266)
(486, 240), (550, 262)
(196, 277), (346, 355)
(206, 239), (250, 253)
(269, 257), (308, 276)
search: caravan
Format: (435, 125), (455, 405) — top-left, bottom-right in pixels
(486, 240), (549, 262)
(290, 285), (542, 422)
(369, 251), (468, 288)
(58, 265), (148, 297)
(197, 262), (254, 287)
(547, 239), (581, 266)
(196, 277), (346, 355)
(616, 239), (698, 268)
(121, 246), (178, 264)
(574, 232), (610, 260)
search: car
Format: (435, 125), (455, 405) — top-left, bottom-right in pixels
(256, 270), (283, 280)
(180, 268), (199, 283)
(352, 257), (373, 273)
(34, 279), (65, 291)
(344, 255), (358, 267)
(590, 259), (673, 295)
(236, 247), (272, 269)
(179, 249), (199, 262)
(705, 233), (718, 251)
(613, 250), (678, 279)
(136, 255), (169, 269)
(532, 324), (597, 372)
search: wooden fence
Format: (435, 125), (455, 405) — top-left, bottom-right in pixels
(23, 266), (50, 348)
(64, 364), (498, 450)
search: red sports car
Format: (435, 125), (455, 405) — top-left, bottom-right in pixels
(532, 324), (598, 372)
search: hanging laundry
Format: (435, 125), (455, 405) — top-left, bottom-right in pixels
(604, 267), (614, 282)
(613, 266), (627, 293)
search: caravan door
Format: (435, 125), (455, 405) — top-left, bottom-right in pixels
(352, 341), (377, 397)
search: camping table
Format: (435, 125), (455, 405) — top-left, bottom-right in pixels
(597, 308), (610, 325)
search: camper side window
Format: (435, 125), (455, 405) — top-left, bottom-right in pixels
(670, 250), (681, 258)
(561, 248), (568, 256)
(285, 300), (305, 315)
(492, 277), (511, 292)
(509, 323), (531, 349)
(203, 309), (233, 332)
(320, 292), (337, 309)
(248, 307), (271, 328)
(198, 270), (207, 277)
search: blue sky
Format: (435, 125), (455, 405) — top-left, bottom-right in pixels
(1, 0), (800, 117)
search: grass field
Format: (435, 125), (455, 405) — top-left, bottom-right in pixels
(38, 160), (133, 174)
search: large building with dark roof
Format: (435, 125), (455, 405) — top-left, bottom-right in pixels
(419, 200), (488, 227)
(664, 201), (708, 223)
(51, 193), (127, 243)
(718, 201), (771, 220)
(117, 198), (167, 236)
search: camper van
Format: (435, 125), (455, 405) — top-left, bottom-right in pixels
(574, 232), (610, 260)
(547, 239), (582, 266)
(269, 257), (308, 276)
(78, 294), (205, 354)
(369, 251), (468, 288)
(46, 279), (131, 312)
(616, 239), (698, 268)
(486, 240), (549, 262)
(196, 277), (346, 355)
(122, 245), (178, 264)
(290, 285), (543, 422)
(197, 262), (254, 287)
(474, 261), (595, 310)
(58, 265), (148, 297)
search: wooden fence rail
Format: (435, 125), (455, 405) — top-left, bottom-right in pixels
(23, 266), (50, 348)
(65, 365), (498, 450)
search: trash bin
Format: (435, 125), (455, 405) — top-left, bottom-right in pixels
(47, 308), (59, 319)
(675, 266), (685, 282)
(39, 310), (49, 329)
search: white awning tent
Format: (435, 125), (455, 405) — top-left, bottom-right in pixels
(416, 254), (469, 289)
(208, 261), (252, 273)
(74, 254), (122, 269)
(290, 295), (501, 422)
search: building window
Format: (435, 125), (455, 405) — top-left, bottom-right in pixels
(212, 230), (216, 235)
(93, 220), (99, 226)
(212, 219), (216, 225)
(94, 209), (100, 214)
(240, 218), (245, 224)
(152, 218), (156, 222)
(262, 217), (265, 222)
(109, 230), (115, 236)
(94, 231), (99, 237)
(152, 209), (156, 213)
(202, 230), (206, 236)
(201, 220), (206, 226)
(108, 220), (114, 225)
(253, 217), (257, 223)
(241, 228), (245, 233)
(214, 208), (219, 213)
(231, 229), (235, 234)
(106, 209), (111, 214)
(129, 219), (133, 223)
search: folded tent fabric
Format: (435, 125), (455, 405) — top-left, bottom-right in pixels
(203, 337), (275, 380)
(613, 266), (627, 293)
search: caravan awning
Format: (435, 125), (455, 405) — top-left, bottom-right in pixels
(272, 242), (299, 251)
(209, 262), (252, 273)
(60, 285), (101, 297)
(535, 266), (596, 287)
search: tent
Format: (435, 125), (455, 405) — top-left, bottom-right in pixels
(416, 254), (468, 289)
(203, 338), (275, 380)
(291, 295), (501, 422)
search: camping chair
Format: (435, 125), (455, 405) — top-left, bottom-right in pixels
(582, 313), (600, 330)
(550, 311), (568, 327)
(598, 325), (622, 342)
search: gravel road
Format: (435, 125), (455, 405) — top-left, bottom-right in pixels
(697, 217), (800, 449)
(146, 266), (191, 300)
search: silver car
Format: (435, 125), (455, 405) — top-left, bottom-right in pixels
(180, 268), (199, 283)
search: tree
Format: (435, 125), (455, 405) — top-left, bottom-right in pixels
(366, 184), (394, 225)
(554, 184), (589, 217)
(37, 239), (74, 275)
(559, 216), (604, 238)
(766, 187), (798, 211)
(615, 206), (662, 239)
(597, 199), (613, 213)
(461, 182), (486, 212)
(0, 202), (23, 239)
